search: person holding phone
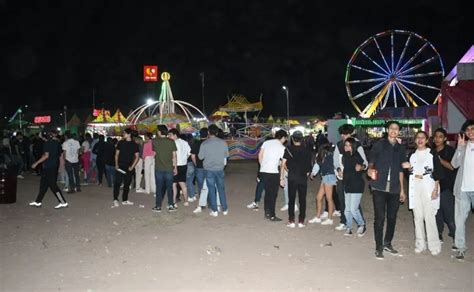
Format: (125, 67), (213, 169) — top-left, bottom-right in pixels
(367, 121), (410, 260)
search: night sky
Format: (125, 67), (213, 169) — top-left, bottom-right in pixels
(0, 0), (471, 119)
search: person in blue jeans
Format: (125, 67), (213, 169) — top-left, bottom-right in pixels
(338, 137), (366, 237)
(247, 172), (264, 210)
(192, 128), (211, 213)
(152, 125), (178, 212)
(198, 125), (229, 217)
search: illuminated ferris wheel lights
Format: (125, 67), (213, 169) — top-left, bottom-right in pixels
(345, 30), (444, 117)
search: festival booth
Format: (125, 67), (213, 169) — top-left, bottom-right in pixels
(86, 109), (128, 137)
(219, 94), (264, 138)
(216, 95), (268, 160)
(327, 106), (437, 147)
(440, 45), (474, 137)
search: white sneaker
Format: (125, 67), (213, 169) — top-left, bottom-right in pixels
(183, 202), (189, 207)
(321, 219), (334, 225)
(247, 202), (258, 209)
(17, 175), (25, 179)
(333, 210), (341, 217)
(431, 250), (441, 256)
(209, 211), (218, 217)
(113, 200), (120, 207)
(298, 222), (306, 228)
(193, 206), (202, 213)
(136, 188), (146, 193)
(308, 217), (322, 224)
(54, 202), (68, 209)
(223, 210), (229, 216)
(280, 205), (289, 211)
(122, 200), (134, 205)
(356, 226), (367, 237)
(29, 201), (42, 207)
(320, 211), (329, 219)
(414, 247), (426, 254)
(287, 222), (296, 228)
(188, 197), (195, 202)
(335, 223), (346, 231)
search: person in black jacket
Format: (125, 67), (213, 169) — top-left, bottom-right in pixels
(368, 121), (411, 260)
(338, 137), (366, 237)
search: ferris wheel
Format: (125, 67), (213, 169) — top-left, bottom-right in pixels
(345, 30), (444, 118)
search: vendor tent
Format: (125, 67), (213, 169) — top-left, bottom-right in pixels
(440, 45), (474, 133)
(210, 111), (230, 120)
(219, 94), (263, 113)
(92, 110), (113, 123)
(111, 109), (127, 123)
(66, 113), (81, 134)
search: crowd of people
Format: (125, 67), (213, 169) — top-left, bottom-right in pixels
(2, 118), (472, 262)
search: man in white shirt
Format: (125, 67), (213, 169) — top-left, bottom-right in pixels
(258, 129), (288, 221)
(451, 119), (474, 261)
(168, 128), (191, 206)
(62, 131), (81, 193)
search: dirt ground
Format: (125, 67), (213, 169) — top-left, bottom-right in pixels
(1, 161), (473, 291)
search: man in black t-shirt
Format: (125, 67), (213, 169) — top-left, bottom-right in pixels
(29, 130), (68, 209)
(113, 128), (139, 207)
(433, 128), (457, 244)
(281, 131), (313, 227)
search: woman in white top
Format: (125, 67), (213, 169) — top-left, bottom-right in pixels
(408, 131), (444, 256)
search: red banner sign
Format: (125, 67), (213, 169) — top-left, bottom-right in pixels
(34, 116), (51, 124)
(144, 65), (158, 82)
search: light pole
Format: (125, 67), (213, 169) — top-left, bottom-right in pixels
(200, 72), (205, 114)
(63, 105), (68, 131)
(18, 108), (22, 131)
(282, 86), (289, 129)
(19, 105), (28, 133)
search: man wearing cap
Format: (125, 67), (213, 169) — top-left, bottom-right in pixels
(29, 130), (68, 209)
